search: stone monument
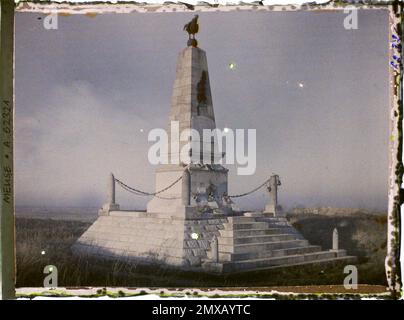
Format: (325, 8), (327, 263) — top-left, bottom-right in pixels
(74, 17), (355, 272)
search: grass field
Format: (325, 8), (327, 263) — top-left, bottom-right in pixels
(15, 213), (387, 288)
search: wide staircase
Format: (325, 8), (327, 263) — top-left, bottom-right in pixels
(202, 213), (355, 273)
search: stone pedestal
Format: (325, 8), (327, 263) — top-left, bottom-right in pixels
(146, 164), (229, 219)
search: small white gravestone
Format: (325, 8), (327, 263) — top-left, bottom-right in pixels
(332, 228), (339, 251)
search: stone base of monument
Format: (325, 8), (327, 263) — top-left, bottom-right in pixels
(73, 210), (229, 267)
(74, 210), (356, 273)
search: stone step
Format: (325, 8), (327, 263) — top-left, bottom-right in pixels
(257, 217), (289, 222)
(221, 250), (347, 272)
(257, 217), (290, 224)
(243, 212), (264, 217)
(263, 225), (305, 238)
(203, 254), (356, 273)
(223, 221), (268, 230)
(219, 227), (286, 237)
(219, 239), (309, 254)
(227, 216), (257, 223)
(259, 221), (291, 227)
(218, 234), (296, 245)
(209, 245), (323, 262)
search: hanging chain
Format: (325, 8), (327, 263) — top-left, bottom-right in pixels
(114, 169), (271, 200)
(114, 174), (183, 200)
(228, 177), (271, 198)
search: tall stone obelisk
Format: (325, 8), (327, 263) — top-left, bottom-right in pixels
(147, 17), (229, 218)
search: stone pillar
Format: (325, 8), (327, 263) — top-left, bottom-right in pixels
(99, 173), (120, 215)
(270, 175), (280, 208)
(264, 174), (282, 216)
(108, 173), (116, 205)
(332, 228), (339, 251)
(182, 168), (190, 206)
(211, 236), (219, 263)
(0, 0), (15, 300)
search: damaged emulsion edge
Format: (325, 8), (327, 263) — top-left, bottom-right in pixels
(0, 0), (401, 299)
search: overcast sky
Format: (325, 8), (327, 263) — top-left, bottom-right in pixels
(15, 9), (389, 211)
